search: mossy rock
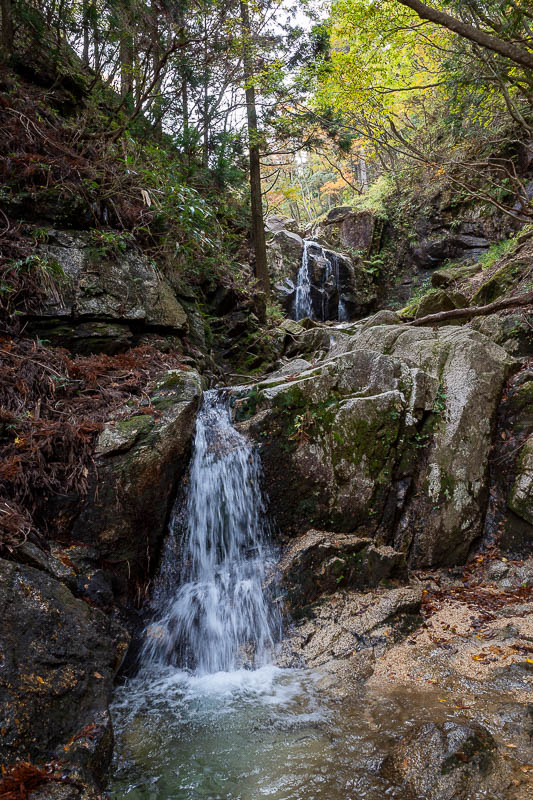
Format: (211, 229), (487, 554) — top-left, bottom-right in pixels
(471, 257), (529, 305)
(415, 289), (457, 319)
(508, 436), (533, 525)
(431, 262), (481, 288)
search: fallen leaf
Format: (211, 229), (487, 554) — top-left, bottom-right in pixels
(93, 672), (103, 679)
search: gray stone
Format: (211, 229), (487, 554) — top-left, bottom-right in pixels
(0, 559), (129, 782)
(34, 230), (188, 333)
(70, 368), (203, 601)
(509, 436), (533, 525)
(236, 320), (511, 568)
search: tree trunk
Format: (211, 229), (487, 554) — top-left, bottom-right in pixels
(395, 0), (533, 70)
(82, 0), (90, 66)
(405, 291), (533, 327)
(119, 4), (134, 100)
(0, 0), (13, 61)
(240, 0), (270, 298)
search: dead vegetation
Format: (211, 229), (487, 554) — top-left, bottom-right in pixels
(0, 760), (86, 800)
(0, 338), (188, 554)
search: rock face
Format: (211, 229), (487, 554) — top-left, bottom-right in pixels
(26, 230), (188, 352)
(278, 583), (423, 694)
(509, 436), (533, 525)
(236, 314), (511, 567)
(316, 207), (379, 256)
(70, 368), (203, 602)
(278, 529), (407, 610)
(0, 559), (129, 783)
(266, 227), (377, 321)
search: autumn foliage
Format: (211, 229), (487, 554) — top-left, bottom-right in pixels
(0, 339), (187, 554)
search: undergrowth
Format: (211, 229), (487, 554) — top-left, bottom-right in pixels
(0, 339), (188, 554)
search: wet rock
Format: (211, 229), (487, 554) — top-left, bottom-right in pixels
(237, 320), (511, 568)
(508, 436), (533, 525)
(279, 585), (422, 682)
(0, 559), (129, 783)
(278, 529), (407, 610)
(386, 720), (502, 800)
(70, 368), (203, 602)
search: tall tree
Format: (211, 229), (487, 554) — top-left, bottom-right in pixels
(240, 0), (270, 298)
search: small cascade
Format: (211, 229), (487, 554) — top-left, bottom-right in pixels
(143, 389), (281, 675)
(292, 240), (348, 322)
(293, 240), (314, 320)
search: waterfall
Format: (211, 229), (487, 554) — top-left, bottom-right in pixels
(293, 240), (349, 322)
(143, 390), (281, 675)
(293, 240), (313, 321)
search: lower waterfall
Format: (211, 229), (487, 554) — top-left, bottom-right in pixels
(143, 389), (280, 674)
(109, 389), (438, 800)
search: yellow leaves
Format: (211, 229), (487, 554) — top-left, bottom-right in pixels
(36, 676), (45, 685)
(520, 765), (533, 773)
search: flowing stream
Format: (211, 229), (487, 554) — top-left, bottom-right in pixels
(108, 391), (513, 800)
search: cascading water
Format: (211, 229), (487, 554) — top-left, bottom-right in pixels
(293, 240), (349, 323)
(108, 389), (469, 800)
(143, 389), (281, 674)
(293, 240), (314, 321)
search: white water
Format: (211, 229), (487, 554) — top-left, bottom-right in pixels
(293, 240), (314, 320)
(293, 240), (348, 322)
(143, 390), (281, 674)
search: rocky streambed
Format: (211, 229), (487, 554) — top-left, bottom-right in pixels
(3, 305), (533, 800)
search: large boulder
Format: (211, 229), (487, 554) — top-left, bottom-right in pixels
(0, 559), (129, 783)
(25, 230), (188, 352)
(266, 230), (303, 308)
(278, 529), (407, 610)
(69, 368), (203, 602)
(386, 720), (505, 800)
(235, 316), (511, 567)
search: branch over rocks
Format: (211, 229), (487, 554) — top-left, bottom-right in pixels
(405, 291), (533, 327)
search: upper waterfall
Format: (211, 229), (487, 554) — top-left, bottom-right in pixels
(292, 240), (348, 322)
(143, 389), (281, 675)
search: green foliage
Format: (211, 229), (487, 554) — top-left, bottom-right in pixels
(478, 237), (518, 270)
(88, 230), (133, 260)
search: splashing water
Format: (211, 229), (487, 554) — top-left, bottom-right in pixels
(293, 240), (314, 320)
(293, 241), (349, 322)
(143, 389), (281, 675)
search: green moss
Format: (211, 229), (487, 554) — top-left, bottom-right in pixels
(332, 409), (401, 481)
(116, 415), (153, 436)
(472, 257), (528, 305)
(510, 381), (533, 414)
